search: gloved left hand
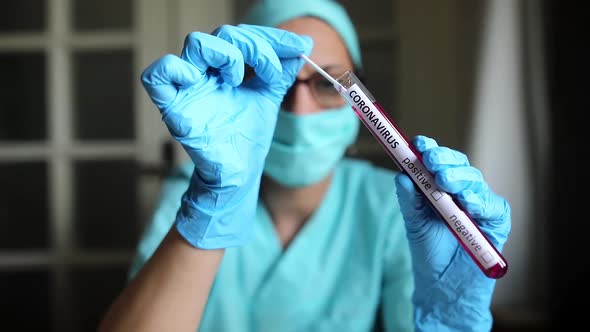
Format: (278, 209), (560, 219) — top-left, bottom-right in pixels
(141, 24), (313, 249)
(395, 135), (511, 331)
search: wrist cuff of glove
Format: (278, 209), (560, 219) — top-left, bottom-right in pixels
(174, 186), (257, 249)
(413, 250), (495, 332)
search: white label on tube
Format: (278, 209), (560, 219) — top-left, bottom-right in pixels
(343, 84), (501, 269)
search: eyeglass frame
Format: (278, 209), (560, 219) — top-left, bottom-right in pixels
(281, 67), (367, 110)
(241, 65), (367, 110)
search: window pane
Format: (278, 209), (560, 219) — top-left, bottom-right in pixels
(0, 53), (47, 141)
(72, 0), (132, 31)
(0, 162), (49, 249)
(73, 160), (138, 249)
(0, 0), (46, 32)
(1, 269), (52, 331)
(69, 265), (128, 331)
(73, 50), (134, 140)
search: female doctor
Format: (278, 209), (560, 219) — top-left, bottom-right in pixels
(99, 1), (511, 331)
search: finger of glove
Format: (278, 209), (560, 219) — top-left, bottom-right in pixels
(238, 24), (313, 89)
(422, 146), (470, 173)
(141, 54), (203, 110)
(238, 24), (313, 59)
(458, 189), (511, 248)
(434, 166), (489, 194)
(181, 31), (245, 87)
(458, 188), (511, 224)
(412, 135), (440, 154)
(211, 25), (283, 85)
(395, 173), (432, 232)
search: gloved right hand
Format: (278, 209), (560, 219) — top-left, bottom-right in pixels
(141, 24), (313, 249)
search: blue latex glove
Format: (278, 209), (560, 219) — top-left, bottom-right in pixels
(141, 24), (313, 249)
(395, 135), (511, 332)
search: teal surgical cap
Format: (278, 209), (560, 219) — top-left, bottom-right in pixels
(241, 0), (363, 69)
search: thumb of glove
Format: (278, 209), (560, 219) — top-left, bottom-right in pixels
(395, 173), (437, 236)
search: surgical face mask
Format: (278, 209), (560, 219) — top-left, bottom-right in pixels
(263, 105), (360, 187)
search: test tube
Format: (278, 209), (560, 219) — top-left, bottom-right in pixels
(340, 71), (508, 278)
(299, 54), (508, 278)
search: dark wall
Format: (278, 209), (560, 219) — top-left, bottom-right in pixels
(544, 0), (587, 327)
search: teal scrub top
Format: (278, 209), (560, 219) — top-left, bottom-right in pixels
(129, 158), (415, 332)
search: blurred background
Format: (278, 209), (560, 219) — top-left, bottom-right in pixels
(0, 0), (583, 331)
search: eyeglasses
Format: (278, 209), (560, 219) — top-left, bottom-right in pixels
(243, 65), (366, 110)
(281, 68), (365, 110)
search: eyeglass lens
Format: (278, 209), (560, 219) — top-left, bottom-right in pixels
(281, 71), (348, 110)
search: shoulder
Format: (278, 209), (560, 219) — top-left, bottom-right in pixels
(162, 160), (193, 188)
(129, 160), (195, 278)
(155, 160), (193, 209)
(168, 159), (194, 182)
